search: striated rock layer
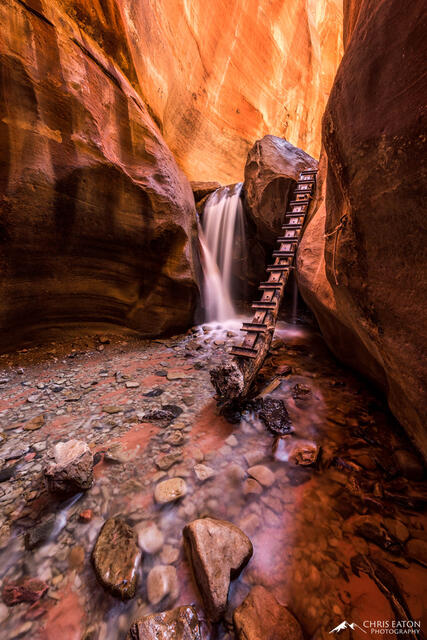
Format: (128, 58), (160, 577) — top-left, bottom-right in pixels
(297, 0), (427, 457)
(17, 0), (343, 184)
(0, 0), (199, 349)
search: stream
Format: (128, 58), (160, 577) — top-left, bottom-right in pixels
(0, 317), (425, 639)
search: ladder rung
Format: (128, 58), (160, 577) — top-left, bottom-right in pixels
(230, 346), (258, 359)
(252, 301), (277, 310)
(241, 322), (268, 333)
(272, 251), (295, 258)
(300, 169), (318, 175)
(296, 181), (315, 187)
(282, 223), (302, 230)
(259, 282), (283, 290)
(266, 264), (291, 272)
(289, 201), (309, 208)
(277, 236), (298, 243)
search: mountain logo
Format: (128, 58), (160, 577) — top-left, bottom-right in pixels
(330, 621), (367, 634)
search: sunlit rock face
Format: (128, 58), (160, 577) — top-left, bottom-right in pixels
(297, 0), (427, 457)
(0, 0), (199, 348)
(49, 0), (343, 183)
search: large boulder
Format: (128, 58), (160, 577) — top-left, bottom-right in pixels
(243, 136), (317, 245)
(126, 606), (201, 640)
(233, 585), (304, 640)
(297, 0), (427, 458)
(183, 517), (253, 622)
(0, 0), (198, 349)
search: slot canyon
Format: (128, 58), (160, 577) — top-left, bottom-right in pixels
(0, 0), (426, 639)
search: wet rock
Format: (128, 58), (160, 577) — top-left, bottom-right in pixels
(247, 465), (275, 487)
(0, 464), (17, 482)
(274, 437), (319, 466)
(351, 515), (398, 552)
(225, 434), (238, 447)
(143, 409), (176, 427)
(406, 538), (427, 567)
(24, 414), (45, 431)
(126, 605), (201, 639)
(24, 515), (56, 550)
(292, 383), (311, 399)
(45, 440), (93, 496)
(0, 603), (8, 623)
(384, 518), (409, 543)
(2, 578), (48, 606)
(79, 509), (93, 523)
(147, 565), (179, 605)
(144, 388), (164, 398)
(244, 450), (265, 467)
(164, 431), (185, 446)
(210, 362), (244, 400)
(69, 545), (85, 570)
(104, 444), (131, 464)
(239, 513), (261, 537)
(194, 464), (215, 482)
(233, 585), (303, 640)
(155, 478), (187, 504)
(102, 406), (122, 414)
(183, 517), (253, 621)
(155, 452), (182, 470)
(393, 449), (425, 482)
(161, 545), (180, 564)
(136, 523), (164, 554)
(243, 478), (263, 496)
(92, 518), (141, 600)
(162, 404), (184, 418)
(257, 398), (292, 435)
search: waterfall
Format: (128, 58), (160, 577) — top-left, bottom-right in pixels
(199, 183), (245, 322)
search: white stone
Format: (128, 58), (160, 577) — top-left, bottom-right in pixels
(194, 464), (215, 482)
(147, 565), (179, 605)
(136, 523), (164, 554)
(53, 439), (90, 466)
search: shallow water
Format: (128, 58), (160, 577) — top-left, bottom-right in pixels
(0, 321), (425, 639)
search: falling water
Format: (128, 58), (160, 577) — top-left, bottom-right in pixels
(199, 182), (245, 322)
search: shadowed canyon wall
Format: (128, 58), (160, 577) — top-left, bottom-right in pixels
(0, 0), (199, 347)
(297, 0), (427, 457)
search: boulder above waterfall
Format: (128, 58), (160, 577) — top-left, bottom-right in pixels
(190, 182), (222, 203)
(243, 136), (317, 244)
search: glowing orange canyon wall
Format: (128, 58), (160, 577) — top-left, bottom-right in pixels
(37, 0), (343, 182)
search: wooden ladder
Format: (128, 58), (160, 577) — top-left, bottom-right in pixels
(230, 169), (317, 359)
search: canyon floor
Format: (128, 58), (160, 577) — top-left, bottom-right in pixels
(0, 318), (426, 639)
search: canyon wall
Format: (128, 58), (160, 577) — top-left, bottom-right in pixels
(297, 0), (427, 457)
(0, 0), (199, 347)
(37, 0), (343, 183)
